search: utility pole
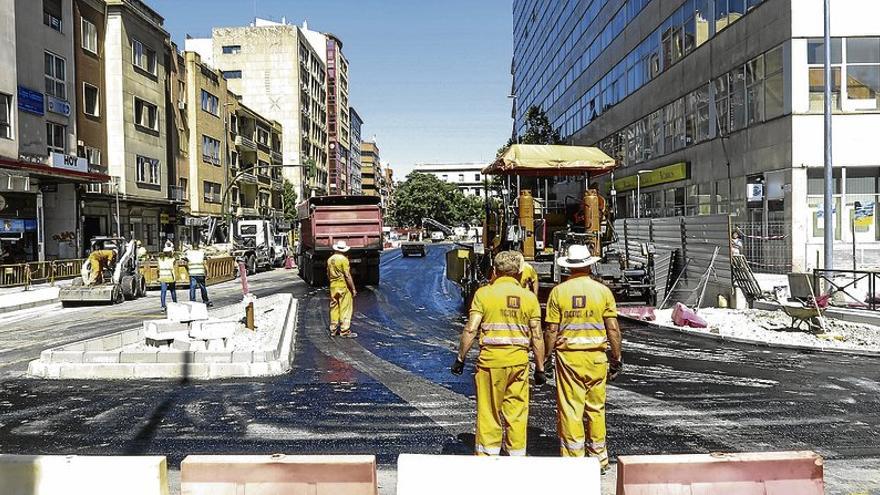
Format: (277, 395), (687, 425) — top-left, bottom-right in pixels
(822, 0), (834, 270)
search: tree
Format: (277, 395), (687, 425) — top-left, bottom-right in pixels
(390, 173), (484, 228)
(497, 105), (563, 156)
(282, 180), (298, 223)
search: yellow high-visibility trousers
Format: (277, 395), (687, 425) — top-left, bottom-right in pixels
(88, 257), (103, 285)
(474, 363), (529, 456)
(329, 286), (353, 335)
(555, 350), (609, 467)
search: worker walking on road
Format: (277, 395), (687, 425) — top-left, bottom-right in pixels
(544, 244), (622, 472)
(520, 260), (539, 297)
(328, 240), (357, 338)
(86, 248), (117, 286)
(452, 251), (545, 456)
(185, 241), (212, 307)
(158, 244), (178, 311)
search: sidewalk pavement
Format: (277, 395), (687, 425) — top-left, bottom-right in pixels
(0, 279), (74, 314)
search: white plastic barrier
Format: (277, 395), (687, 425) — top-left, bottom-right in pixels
(0, 454), (169, 495)
(397, 454), (600, 495)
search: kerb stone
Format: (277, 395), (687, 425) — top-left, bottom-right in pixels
(189, 319), (236, 340)
(166, 302), (209, 323)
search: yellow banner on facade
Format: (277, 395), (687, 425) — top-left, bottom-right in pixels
(609, 162), (689, 193)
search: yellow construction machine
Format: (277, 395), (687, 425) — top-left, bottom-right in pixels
(446, 144), (657, 307)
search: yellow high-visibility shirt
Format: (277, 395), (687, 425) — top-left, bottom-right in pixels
(327, 253), (351, 290)
(546, 274), (618, 353)
(520, 262), (538, 291)
(469, 276), (541, 368)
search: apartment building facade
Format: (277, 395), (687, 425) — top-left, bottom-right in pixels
(513, 0), (880, 270)
(412, 163), (488, 197)
(187, 19), (328, 200)
(349, 106), (364, 194)
(360, 140), (380, 198)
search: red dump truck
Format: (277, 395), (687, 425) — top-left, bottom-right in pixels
(296, 195), (384, 286)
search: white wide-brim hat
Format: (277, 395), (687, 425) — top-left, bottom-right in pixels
(163, 246), (173, 253)
(557, 244), (602, 269)
(332, 240), (351, 253)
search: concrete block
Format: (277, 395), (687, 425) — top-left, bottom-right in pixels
(0, 454), (169, 495)
(194, 352), (232, 364)
(144, 319), (190, 336)
(181, 454), (376, 495)
(84, 338), (106, 352)
(397, 454), (599, 495)
(58, 342), (86, 352)
(157, 351), (194, 364)
(616, 451), (825, 495)
(189, 319), (236, 340)
(82, 351), (121, 364)
(231, 350), (253, 363)
(122, 329), (143, 346)
(205, 339), (229, 352)
(101, 333), (123, 350)
(131, 363), (209, 380)
(252, 350), (274, 362)
(167, 302), (209, 323)
(58, 364), (135, 379)
(120, 350), (159, 364)
(49, 351), (84, 364)
(171, 337), (194, 351)
(210, 362), (253, 378)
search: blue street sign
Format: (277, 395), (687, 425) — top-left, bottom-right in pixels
(17, 86), (44, 116)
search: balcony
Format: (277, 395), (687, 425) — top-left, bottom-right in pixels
(236, 207), (260, 218)
(236, 166), (258, 184)
(270, 150), (283, 163)
(169, 185), (188, 202)
(257, 174), (271, 186)
(235, 135), (257, 151)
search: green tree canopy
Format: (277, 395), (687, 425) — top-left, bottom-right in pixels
(497, 105), (563, 156)
(281, 180), (298, 222)
(390, 172), (485, 228)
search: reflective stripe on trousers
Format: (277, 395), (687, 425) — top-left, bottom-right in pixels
(555, 351), (609, 466)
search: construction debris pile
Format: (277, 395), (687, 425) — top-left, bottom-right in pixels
(653, 307), (880, 352)
(135, 300), (284, 353)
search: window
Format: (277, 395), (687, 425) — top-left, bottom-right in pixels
(83, 83), (99, 116)
(222, 70), (242, 79)
(256, 126), (270, 146)
(222, 45), (241, 54)
(178, 178), (189, 200)
(44, 51), (66, 100)
(81, 18), (98, 53)
(808, 39), (842, 112)
(136, 155), (160, 185)
(765, 47), (784, 119)
(745, 55), (764, 125)
(200, 90), (219, 116)
(44, 0), (62, 32)
(458, 173), (465, 182)
(134, 98), (158, 131)
(82, 146), (101, 167)
(475, 173), (481, 182)
(202, 135), (220, 165)
(0, 93), (10, 139)
(845, 38), (880, 111)
(46, 122), (66, 154)
(131, 39), (157, 75)
(203, 181), (221, 203)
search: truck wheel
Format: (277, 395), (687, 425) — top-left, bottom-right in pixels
(71, 277), (83, 288)
(247, 255), (257, 276)
(121, 276), (136, 300)
(310, 266), (322, 287)
(369, 266), (380, 286)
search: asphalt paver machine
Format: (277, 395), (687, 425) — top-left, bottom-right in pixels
(60, 236), (146, 306)
(446, 144), (656, 307)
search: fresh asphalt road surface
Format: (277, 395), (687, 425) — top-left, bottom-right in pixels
(0, 244), (878, 494)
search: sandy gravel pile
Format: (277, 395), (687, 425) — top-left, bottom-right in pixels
(653, 307), (880, 352)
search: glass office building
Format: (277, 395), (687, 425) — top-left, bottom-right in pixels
(513, 0), (880, 271)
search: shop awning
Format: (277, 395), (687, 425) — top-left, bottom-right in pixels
(484, 144), (617, 177)
(0, 157), (111, 184)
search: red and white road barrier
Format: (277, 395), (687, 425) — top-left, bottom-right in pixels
(616, 451), (825, 495)
(0, 454), (169, 495)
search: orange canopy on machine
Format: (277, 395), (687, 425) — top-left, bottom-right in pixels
(483, 144), (617, 177)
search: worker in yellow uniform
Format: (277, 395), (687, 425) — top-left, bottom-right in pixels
(327, 240), (357, 338)
(520, 260), (539, 298)
(158, 244), (178, 311)
(452, 251), (545, 456)
(545, 243), (622, 472)
(87, 249), (117, 286)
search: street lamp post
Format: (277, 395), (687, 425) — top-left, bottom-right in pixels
(823, 0), (834, 270)
(635, 169), (653, 219)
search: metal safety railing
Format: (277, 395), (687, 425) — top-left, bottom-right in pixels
(735, 222), (792, 275)
(813, 268), (880, 312)
(0, 259), (86, 289)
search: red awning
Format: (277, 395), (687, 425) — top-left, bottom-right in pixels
(0, 157), (111, 183)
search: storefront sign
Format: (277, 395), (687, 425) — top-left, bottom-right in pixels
(854, 202), (875, 229)
(609, 162), (689, 193)
(17, 86), (44, 116)
(50, 152), (88, 173)
(160, 213), (170, 224)
(46, 95), (71, 117)
(0, 219), (26, 233)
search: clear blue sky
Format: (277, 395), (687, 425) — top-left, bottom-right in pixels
(150, 0), (514, 178)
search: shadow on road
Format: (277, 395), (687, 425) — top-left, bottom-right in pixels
(123, 352), (192, 455)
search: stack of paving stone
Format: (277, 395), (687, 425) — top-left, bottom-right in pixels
(144, 302), (237, 352)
